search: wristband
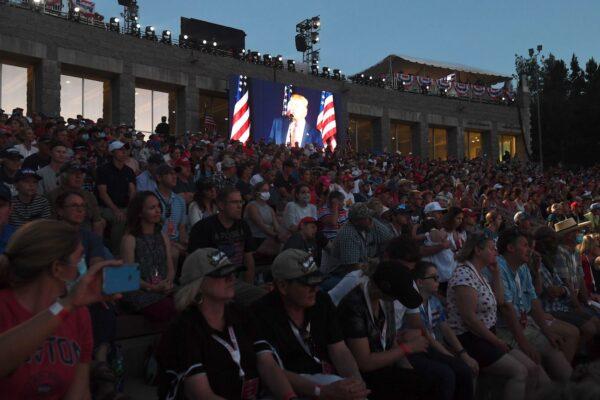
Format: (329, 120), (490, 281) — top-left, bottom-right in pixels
(398, 342), (411, 356)
(313, 384), (322, 398)
(49, 301), (70, 322)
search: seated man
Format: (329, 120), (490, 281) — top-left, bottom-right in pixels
(283, 217), (318, 256)
(493, 228), (578, 382)
(0, 183), (15, 252)
(9, 169), (50, 228)
(252, 249), (369, 400)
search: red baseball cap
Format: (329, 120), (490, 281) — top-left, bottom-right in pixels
(462, 208), (478, 217)
(298, 217), (317, 228)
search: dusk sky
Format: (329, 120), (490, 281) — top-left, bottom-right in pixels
(98, 0), (599, 77)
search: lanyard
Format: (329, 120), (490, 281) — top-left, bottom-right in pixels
(362, 281), (388, 350)
(420, 301), (436, 340)
(288, 320), (322, 364)
(463, 262), (496, 309)
(154, 189), (173, 218)
(211, 326), (245, 378)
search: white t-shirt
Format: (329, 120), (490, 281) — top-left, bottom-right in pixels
(283, 201), (317, 230)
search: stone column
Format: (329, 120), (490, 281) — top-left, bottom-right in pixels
(110, 67), (135, 126)
(413, 113), (429, 158)
(490, 121), (500, 162)
(33, 59), (61, 117)
(176, 83), (200, 135)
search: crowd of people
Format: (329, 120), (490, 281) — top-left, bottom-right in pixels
(0, 106), (599, 400)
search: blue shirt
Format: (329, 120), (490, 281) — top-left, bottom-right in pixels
(154, 190), (186, 241)
(0, 224), (16, 254)
(489, 255), (537, 328)
(419, 295), (446, 339)
(136, 171), (158, 192)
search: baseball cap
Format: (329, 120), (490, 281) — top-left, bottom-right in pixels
(493, 183), (504, 190)
(424, 201), (446, 214)
(156, 163), (175, 176)
(60, 161), (87, 174)
(108, 140), (127, 152)
(349, 202), (375, 222)
(590, 203), (600, 212)
(392, 204), (412, 215)
(222, 157), (236, 169)
(371, 261), (422, 308)
(298, 216), (317, 228)
(271, 249), (324, 285)
(462, 208), (478, 218)
(0, 183), (12, 202)
(14, 168), (41, 182)
(513, 211), (532, 224)
(1, 147), (23, 160)
(570, 201), (580, 209)
(179, 248), (243, 287)
(174, 157), (191, 168)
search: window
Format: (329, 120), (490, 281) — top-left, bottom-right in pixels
(135, 88), (170, 133)
(464, 131), (483, 159)
(428, 127), (448, 160)
(498, 134), (516, 160)
(391, 122), (412, 155)
(60, 75), (104, 121)
(0, 64), (28, 115)
(199, 93), (228, 136)
(348, 116), (373, 153)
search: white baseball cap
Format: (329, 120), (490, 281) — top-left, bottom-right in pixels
(424, 201), (446, 214)
(108, 141), (127, 152)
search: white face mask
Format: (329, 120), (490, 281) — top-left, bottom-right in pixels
(259, 191), (270, 201)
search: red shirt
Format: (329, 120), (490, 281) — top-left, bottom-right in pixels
(0, 290), (93, 400)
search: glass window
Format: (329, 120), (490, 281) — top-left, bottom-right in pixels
(60, 75), (104, 120)
(348, 115), (373, 153)
(199, 93), (228, 136)
(135, 88), (170, 134)
(1, 64), (28, 115)
(464, 131), (483, 159)
(428, 127), (448, 160)
(391, 122), (412, 155)
(499, 134), (516, 160)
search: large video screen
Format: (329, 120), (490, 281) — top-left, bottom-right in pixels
(228, 76), (340, 149)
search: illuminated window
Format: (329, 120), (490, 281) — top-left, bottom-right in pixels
(199, 93), (228, 136)
(428, 127), (448, 160)
(348, 115), (373, 153)
(0, 64), (28, 115)
(498, 134), (516, 160)
(464, 131), (483, 159)
(60, 75), (104, 120)
(135, 88), (170, 133)
(391, 122), (412, 155)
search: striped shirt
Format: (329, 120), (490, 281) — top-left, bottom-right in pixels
(9, 195), (51, 227)
(317, 205), (348, 240)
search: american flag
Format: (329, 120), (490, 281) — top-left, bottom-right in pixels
(203, 113), (217, 134)
(316, 91), (337, 151)
(230, 75), (250, 144)
(282, 84), (293, 116)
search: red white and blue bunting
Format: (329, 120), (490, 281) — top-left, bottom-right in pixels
(472, 85), (486, 96)
(453, 82), (470, 96)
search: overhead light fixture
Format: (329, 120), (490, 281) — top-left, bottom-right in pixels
(131, 23), (141, 37)
(321, 66), (330, 78)
(333, 69), (341, 80)
(287, 59), (296, 72)
(109, 17), (120, 32)
(145, 26), (156, 40)
(311, 64), (319, 76)
(311, 16), (320, 29)
(179, 34), (189, 47)
(310, 32), (319, 44)
(161, 30), (172, 44)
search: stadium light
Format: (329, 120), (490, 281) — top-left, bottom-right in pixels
(287, 60), (296, 72)
(74, 6), (80, 12)
(333, 69), (341, 80)
(145, 26), (156, 40)
(311, 63), (319, 76)
(321, 66), (330, 78)
(131, 23), (141, 37)
(109, 17), (120, 32)
(311, 16), (320, 29)
(179, 34), (189, 47)
(161, 30), (172, 44)
(310, 32), (319, 44)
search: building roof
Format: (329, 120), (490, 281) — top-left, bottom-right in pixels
(358, 54), (512, 86)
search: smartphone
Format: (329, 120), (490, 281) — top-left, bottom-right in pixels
(103, 264), (140, 295)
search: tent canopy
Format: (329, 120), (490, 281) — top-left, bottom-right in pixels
(358, 54), (512, 86)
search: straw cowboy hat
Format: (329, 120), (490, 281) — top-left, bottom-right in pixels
(554, 217), (591, 235)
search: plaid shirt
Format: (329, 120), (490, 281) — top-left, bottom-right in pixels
(538, 262), (571, 313)
(555, 245), (584, 293)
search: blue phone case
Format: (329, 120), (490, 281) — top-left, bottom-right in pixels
(103, 264), (141, 295)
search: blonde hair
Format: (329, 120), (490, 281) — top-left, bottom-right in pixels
(0, 220), (80, 288)
(174, 279), (204, 311)
(577, 234), (598, 255)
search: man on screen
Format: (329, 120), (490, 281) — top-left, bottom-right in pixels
(269, 94), (323, 148)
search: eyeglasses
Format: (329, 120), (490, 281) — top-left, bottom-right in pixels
(422, 275), (439, 282)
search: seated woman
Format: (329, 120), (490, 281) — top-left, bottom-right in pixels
(156, 248), (297, 400)
(447, 233), (549, 400)
(0, 219), (120, 399)
(244, 182), (285, 254)
(188, 180), (218, 228)
(337, 261), (430, 400)
(282, 183), (317, 234)
(120, 191), (176, 323)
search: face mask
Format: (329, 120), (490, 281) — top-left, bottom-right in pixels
(81, 133), (89, 141)
(62, 257), (87, 293)
(259, 191), (270, 201)
(98, 132), (106, 138)
(300, 193), (311, 203)
(576, 234), (584, 244)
